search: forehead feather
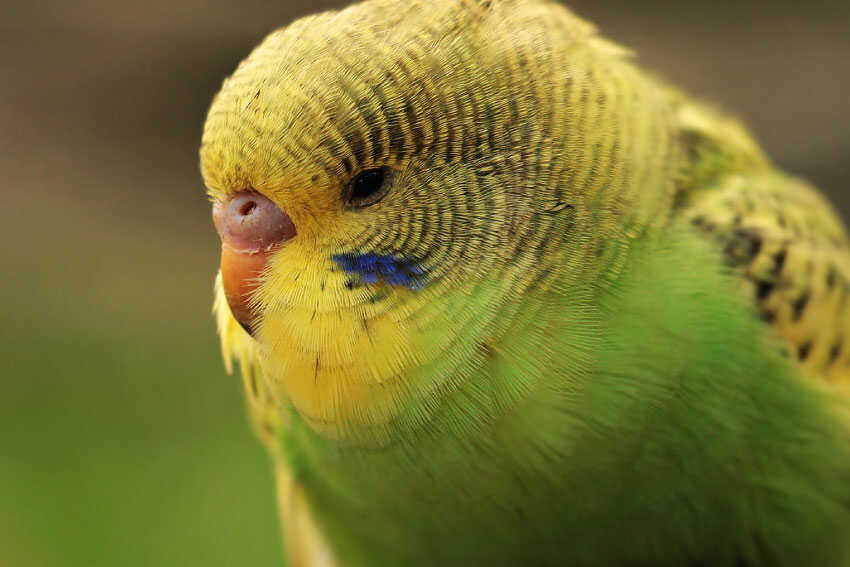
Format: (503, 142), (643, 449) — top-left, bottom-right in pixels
(199, 0), (503, 192)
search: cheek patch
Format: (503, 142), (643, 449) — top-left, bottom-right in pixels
(332, 252), (426, 290)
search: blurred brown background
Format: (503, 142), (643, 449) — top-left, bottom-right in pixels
(1, 1), (847, 565)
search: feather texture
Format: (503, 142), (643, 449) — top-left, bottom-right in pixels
(200, 0), (850, 564)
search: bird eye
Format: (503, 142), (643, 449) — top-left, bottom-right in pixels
(344, 167), (390, 208)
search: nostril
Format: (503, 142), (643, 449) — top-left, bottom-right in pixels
(239, 201), (257, 217)
(213, 191), (296, 251)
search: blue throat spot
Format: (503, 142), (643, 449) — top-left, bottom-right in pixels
(332, 252), (426, 290)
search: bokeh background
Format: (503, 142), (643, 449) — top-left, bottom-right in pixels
(1, 0), (848, 565)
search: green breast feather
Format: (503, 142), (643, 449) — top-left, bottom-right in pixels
(280, 232), (850, 566)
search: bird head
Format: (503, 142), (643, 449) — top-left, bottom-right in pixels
(200, 0), (673, 443)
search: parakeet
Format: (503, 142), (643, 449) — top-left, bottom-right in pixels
(199, 0), (850, 565)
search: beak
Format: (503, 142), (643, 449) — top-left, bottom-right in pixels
(212, 191), (296, 334)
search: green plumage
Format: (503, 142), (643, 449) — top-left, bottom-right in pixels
(200, 0), (850, 565)
(281, 231), (850, 566)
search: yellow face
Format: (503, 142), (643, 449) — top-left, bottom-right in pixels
(201, 0), (536, 442)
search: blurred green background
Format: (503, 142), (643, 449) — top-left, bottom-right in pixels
(1, 0), (847, 565)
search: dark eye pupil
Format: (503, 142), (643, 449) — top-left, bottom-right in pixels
(347, 167), (387, 206)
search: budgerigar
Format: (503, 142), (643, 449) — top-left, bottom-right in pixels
(199, 0), (850, 565)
